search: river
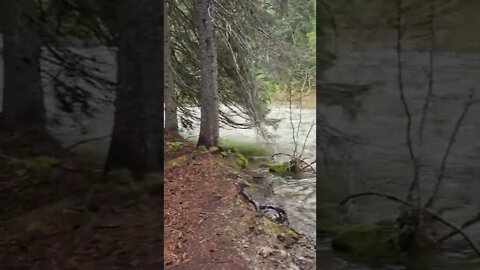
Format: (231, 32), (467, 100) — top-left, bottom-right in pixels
(318, 49), (480, 269)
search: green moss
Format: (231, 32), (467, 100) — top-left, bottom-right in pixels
(166, 141), (184, 149)
(7, 156), (59, 174)
(235, 152), (249, 168)
(257, 216), (299, 245)
(4, 199), (73, 236)
(266, 162), (291, 176)
(318, 220), (399, 259)
(165, 155), (188, 169)
(219, 139), (269, 158)
(26, 221), (44, 233)
(208, 146), (219, 153)
(105, 169), (138, 190)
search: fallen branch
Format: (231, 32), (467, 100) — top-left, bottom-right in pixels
(271, 153), (316, 174)
(340, 192), (480, 255)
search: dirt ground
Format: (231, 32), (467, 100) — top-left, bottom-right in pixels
(0, 131), (315, 269)
(164, 138), (316, 269)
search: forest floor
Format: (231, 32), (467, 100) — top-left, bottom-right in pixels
(0, 131), (315, 270)
(163, 135), (316, 269)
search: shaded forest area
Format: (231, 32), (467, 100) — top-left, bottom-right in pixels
(0, 0), (317, 269)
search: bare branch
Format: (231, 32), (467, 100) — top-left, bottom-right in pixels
(395, 0), (421, 204)
(341, 192), (480, 255)
(418, 0), (436, 145)
(424, 91), (475, 208)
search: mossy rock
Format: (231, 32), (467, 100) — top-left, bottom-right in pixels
(257, 216), (299, 247)
(7, 156), (59, 174)
(328, 222), (399, 259)
(266, 162), (292, 176)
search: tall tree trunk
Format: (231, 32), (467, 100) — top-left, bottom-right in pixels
(1, 0), (46, 131)
(164, 0), (179, 136)
(196, 0), (219, 147)
(105, 0), (164, 175)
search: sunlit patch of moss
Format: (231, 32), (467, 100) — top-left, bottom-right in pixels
(7, 156), (59, 174)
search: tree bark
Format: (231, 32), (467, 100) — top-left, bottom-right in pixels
(164, 0), (179, 135)
(105, 0), (164, 175)
(196, 0), (219, 147)
(1, 0), (46, 131)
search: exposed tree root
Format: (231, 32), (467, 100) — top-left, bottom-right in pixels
(236, 184), (288, 224)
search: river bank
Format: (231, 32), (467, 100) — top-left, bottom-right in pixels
(164, 136), (316, 269)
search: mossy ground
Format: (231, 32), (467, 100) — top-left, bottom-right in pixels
(219, 138), (271, 158)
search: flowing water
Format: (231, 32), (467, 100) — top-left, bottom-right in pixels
(179, 107), (317, 241)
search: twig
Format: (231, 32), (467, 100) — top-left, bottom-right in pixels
(64, 135), (111, 151)
(299, 121), (315, 159)
(340, 192), (480, 255)
(424, 91), (474, 208)
(436, 212), (480, 244)
(418, 0), (436, 145)
(396, 0), (421, 205)
(288, 81), (298, 157)
(319, 0), (339, 54)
